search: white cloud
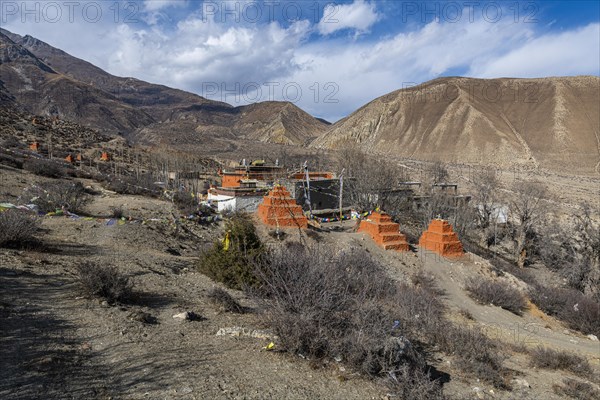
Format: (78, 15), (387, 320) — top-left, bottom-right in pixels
(469, 23), (600, 78)
(317, 0), (380, 36)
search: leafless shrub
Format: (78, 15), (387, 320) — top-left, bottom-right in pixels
(24, 181), (88, 214)
(530, 347), (592, 377)
(530, 283), (600, 336)
(1, 136), (22, 148)
(0, 209), (40, 247)
(253, 246), (426, 377)
(110, 205), (124, 219)
(430, 322), (508, 389)
(172, 191), (198, 215)
(105, 173), (160, 196)
(253, 244), (510, 390)
(465, 276), (528, 315)
(23, 158), (64, 178)
(386, 365), (447, 400)
(0, 151), (24, 169)
(75, 262), (132, 304)
(553, 378), (600, 400)
(207, 287), (246, 313)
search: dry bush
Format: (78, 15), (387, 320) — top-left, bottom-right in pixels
(23, 158), (64, 178)
(430, 322), (508, 389)
(553, 378), (600, 400)
(530, 347), (593, 377)
(76, 262), (132, 303)
(465, 276), (528, 315)
(1, 136), (22, 148)
(254, 246), (431, 378)
(386, 365), (447, 400)
(207, 287), (245, 313)
(105, 173), (160, 196)
(198, 213), (264, 290)
(173, 191), (198, 215)
(25, 181), (88, 214)
(110, 205), (124, 219)
(0, 151), (24, 169)
(0, 209), (40, 247)
(253, 244), (509, 389)
(530, 283), (600, 336)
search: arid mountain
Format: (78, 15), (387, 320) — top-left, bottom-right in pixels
(0, 29), (327, 146)
(0, 31), (155, 135)
(313, 77), (600, 174)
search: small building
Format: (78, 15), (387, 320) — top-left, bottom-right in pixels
(219, 160), (284, 188)
(29, 142), (40, 152)
(207, 180), (268, 213)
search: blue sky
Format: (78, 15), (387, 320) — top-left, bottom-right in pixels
(2, 0), (599, 121)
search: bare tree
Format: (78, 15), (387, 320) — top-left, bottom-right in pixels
(471, 167), (500, 228)
(336, 144), (409, 212)
(430, 161), (449, 184)
(509, 181), (548, 268)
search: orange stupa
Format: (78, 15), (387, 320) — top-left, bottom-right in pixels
(257, 186), (308, 229)
(100, 151), (110, 161)
(64, 154), (74, 163)
(358, 212), (410, 251)
(29, 142), (40, 152)
(419, 219), (464, 258)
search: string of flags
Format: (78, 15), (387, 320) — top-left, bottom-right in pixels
(310, 210), (373, 223)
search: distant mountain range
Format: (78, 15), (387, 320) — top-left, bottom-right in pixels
(0, 29), (326, 146)
(1, 29), (598, 174)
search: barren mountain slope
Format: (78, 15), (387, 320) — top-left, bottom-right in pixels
(0, 32), (155, 135)
(1, 29), (327, 146)
(313, 77), (600, 174)
(131, 101), (327, 147)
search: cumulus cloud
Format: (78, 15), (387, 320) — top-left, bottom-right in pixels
(317, 0), (380, 36)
